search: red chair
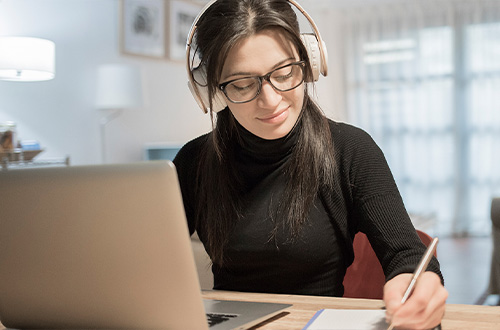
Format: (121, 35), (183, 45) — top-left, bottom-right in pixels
(343, 230), (434, 299)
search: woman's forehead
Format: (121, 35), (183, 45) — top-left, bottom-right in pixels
(221, 30), (299, 79)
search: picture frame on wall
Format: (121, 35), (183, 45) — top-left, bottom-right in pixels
(120, 0), (200, 61)
(120, 0), (166, 58)
(166, 0), (201, 61)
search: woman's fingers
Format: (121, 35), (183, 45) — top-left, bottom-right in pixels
(384, 272), (448, 329)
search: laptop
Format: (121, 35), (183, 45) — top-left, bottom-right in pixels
(0, 161), (291, 329)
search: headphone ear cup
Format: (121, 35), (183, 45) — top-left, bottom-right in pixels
(189, 65), (227, 113)
(300, 33), (322, 82)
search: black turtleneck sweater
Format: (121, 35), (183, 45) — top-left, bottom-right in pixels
(173, 116), (442, 296)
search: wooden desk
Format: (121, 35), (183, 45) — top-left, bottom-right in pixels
(203, 290), (500, 330)
(1, 291), (499, 329)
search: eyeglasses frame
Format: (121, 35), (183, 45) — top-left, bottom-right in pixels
(218, 60), (306, 104)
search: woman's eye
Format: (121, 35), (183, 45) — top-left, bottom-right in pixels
(231, 80), (255, 91)
(273, 69), (293, 82)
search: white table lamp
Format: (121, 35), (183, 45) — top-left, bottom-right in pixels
(96, 64), (144, 163)
(0, 36), (55, 81)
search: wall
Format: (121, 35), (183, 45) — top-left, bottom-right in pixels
(0, 0), (345, 165)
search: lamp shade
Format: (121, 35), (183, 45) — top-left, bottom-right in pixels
(96, 64), (144, 109)
(0, 36), (55, 81)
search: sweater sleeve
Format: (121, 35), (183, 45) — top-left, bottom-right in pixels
(333, 122), (443, 283)
(173, 134), (209, 236)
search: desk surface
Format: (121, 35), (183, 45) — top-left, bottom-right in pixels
(203, 290), (500, 330)
(1, 290), (499, 329)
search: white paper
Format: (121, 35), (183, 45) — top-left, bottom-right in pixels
(303, 309), (388, 330)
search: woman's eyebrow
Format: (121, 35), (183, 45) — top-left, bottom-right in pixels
(224, 57), (296, 80)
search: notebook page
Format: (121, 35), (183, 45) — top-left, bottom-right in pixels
(303, 309), (387, 330)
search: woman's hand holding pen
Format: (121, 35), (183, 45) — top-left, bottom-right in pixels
(384, 272), (448, 330)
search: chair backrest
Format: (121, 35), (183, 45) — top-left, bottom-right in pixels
(491, 197), (500, 228)
(343, 230), (434, 299)
(489, 197), (500, 294)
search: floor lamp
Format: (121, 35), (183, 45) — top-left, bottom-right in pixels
(96, 64), (144, 164)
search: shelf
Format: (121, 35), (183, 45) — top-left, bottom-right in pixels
(0, 149), (70, 170)
(0, 148), (44, 161)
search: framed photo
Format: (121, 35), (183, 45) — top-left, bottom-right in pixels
(120, 0), (200, 61)
(166, 0), (201, 61)
(120, 0), (166, 58)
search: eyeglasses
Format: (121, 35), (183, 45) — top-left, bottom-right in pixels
(218, 61), (305, 104)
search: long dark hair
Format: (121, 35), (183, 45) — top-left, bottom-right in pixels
(193, 0), (336, 265)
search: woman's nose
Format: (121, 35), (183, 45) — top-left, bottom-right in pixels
(256, 80), (282, 108)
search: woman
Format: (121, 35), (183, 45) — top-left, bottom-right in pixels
(173, 0), (448, 329)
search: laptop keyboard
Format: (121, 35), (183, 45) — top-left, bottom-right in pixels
(206, 312), (239, 327)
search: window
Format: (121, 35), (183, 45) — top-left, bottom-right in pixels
(344, 1), (500, 236)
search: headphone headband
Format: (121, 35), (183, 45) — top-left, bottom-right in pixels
(186, 0), (328, 114)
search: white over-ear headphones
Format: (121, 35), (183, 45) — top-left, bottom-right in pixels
(186, 0), (328, 114)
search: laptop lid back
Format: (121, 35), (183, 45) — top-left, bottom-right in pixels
(0, 161), (208, 329)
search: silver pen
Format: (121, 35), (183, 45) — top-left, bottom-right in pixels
(387, 237), (439, 330)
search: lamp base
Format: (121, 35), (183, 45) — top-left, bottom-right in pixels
(99, 109), (122, 164)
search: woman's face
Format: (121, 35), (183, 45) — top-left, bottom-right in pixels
(220, 29), (304, 140)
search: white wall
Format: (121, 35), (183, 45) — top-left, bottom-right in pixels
(0, 0), (211, 165)
(0, 0), (344, 166)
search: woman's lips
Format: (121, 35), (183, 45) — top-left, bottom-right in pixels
(258, 108), (289, 124)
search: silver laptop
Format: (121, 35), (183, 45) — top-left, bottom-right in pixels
(0, 161), (290, 329)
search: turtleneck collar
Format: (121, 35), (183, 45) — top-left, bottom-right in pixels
(230, 115), (302, 191)
(234, 116), (302, 163)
